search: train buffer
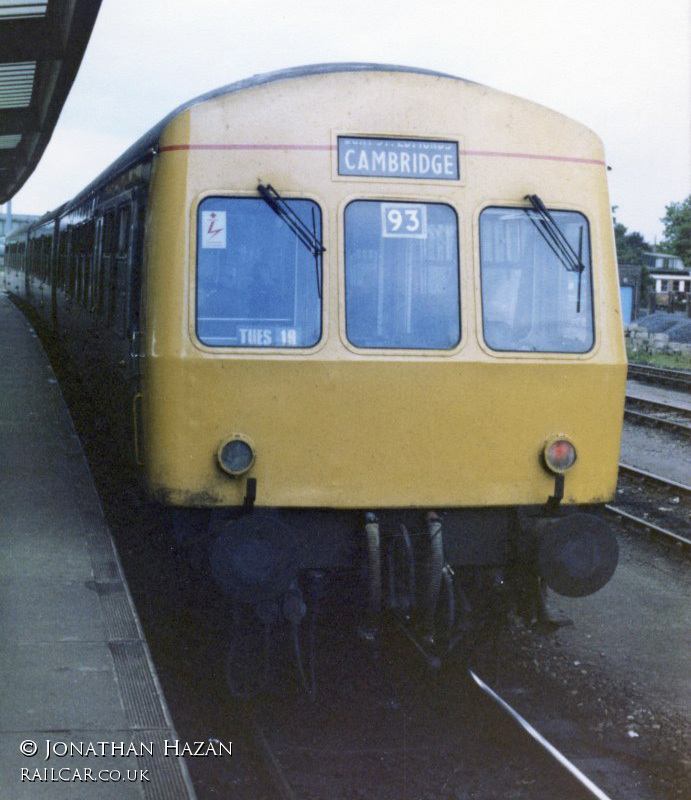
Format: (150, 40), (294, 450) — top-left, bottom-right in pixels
(0, 294), (197, 799)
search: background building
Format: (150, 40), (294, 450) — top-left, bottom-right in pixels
(0, 205), (39, 268)
(643, 251), (689, 313)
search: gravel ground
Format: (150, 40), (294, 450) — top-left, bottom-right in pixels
(626, 381), (691, 412)
(542, 527), (689, 707)
(619, 422), (691, 485)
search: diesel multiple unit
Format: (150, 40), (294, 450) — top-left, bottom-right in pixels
(5, 64), (625, 673)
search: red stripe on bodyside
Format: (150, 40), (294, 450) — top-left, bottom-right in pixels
(159, 143), (605, 166)
(461, 149), (606, 166)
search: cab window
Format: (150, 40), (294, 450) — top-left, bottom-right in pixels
(196, 197), (322, 347)
(480, 206), (594, 353)
(344, 200), (460, 349)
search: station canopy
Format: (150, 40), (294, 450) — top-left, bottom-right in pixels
(0, 0), (102, 204)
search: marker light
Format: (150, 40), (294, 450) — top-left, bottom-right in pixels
(543, 437), (577, 474)
(218, 436), (255, 476)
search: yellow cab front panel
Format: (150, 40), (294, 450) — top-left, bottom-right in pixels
(141, 67), (626, 509)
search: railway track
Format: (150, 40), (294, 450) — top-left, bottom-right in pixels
(624, 395), (691, 437)
(470, 671), (614, 800)
(627, 363), (691, 392)
(233, 670), (620, 800)
(239, 705), (299, 800)
(606, 463), (691, 547)
(618, 462), (691, 499)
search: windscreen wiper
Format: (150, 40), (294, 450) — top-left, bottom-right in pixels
(257, 183), (325, 298)
(524, 194), (586, 312)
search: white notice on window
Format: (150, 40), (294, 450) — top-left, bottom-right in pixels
(201, 211), (227, 248)
(381, 203), (427, 239)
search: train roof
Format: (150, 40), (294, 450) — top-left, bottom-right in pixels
(132, 62), (470, 154)
(25, 63), (596, 224)
(70, 63), (472, 208)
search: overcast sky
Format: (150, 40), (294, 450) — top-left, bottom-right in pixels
(9, 0), (690, 243)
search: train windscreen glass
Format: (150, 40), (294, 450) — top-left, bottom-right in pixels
(196, 197), (322, 347)
(344, 200), (460, 349)
(479, 207), (594, 352)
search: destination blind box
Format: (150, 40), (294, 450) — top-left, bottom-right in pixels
(337, 136), (460, 180)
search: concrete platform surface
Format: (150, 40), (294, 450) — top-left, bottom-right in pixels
(0, 295), (197, 799)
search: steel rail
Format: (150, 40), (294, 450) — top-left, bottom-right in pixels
(625, 394), (691, 420)
(618, 462), (691, 497)
(623, 407), (691, 437)
(627, 364), (691, 392)
(469, 671), (614, 800)
(238, 706), (299, 800)
(604, 504), (691, 547)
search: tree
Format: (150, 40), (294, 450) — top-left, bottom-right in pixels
(612, 210), (650, 265)
(660, 195), (691, 266)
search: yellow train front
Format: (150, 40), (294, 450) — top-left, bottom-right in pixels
(5, 64), (625, 671)
(138, 64), (625, 661)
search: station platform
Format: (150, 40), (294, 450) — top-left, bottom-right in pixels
(0, 294), (197, 799)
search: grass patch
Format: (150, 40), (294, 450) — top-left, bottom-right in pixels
(627, 346), (691, 371)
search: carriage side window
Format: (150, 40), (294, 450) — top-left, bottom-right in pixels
(196, 197), (322, 347)
(344, 200), (460, 349)
(112, 205), (131, 335)
(73, 223), (91, 306)
(479, 207), (594, 353)
(42, 235), (52, 283)
(57, 228), (68, 291)
(28, 237), (38, 279)
(65, 226), (76, 297)
(80, 221), (95, 308)
(73, 226), (83, 302)
(99, 210), (116, 317)
(98, 205), (131, 335)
